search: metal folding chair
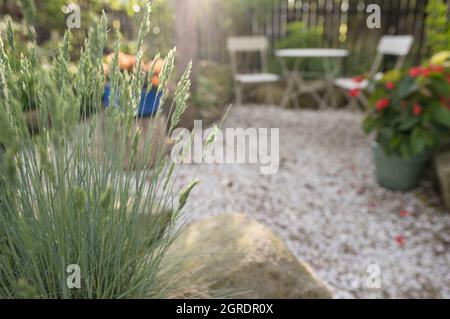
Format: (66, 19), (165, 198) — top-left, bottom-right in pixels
(334, 35), (414, 109)
(227, 36), (280, 105)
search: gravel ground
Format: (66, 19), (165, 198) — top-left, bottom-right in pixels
(175, 105), (450, 299)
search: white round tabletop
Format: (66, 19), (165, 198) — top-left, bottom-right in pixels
(275, 48), (349, 58)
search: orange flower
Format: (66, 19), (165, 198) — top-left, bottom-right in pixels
(143, 58), (164, 74)
(142, 58), (165, 87)
(153, 58), (165, 75)
(105, 52), (136, 71)
(151, 75), (160, 87)
(125, 55), (136, 71)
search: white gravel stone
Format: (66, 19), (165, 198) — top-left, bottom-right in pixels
(175, 105), (450, 299)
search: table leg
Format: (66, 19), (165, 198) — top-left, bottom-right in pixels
(280, 57), (328, 109)
(280, 58), (304, 108)
(323, 57), (333, 107)
(293, 73), (326, 109)
(279, 58), (293, 108)
(323, 57), (344, 108)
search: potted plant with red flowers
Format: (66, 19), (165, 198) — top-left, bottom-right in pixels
(364, 51), (450, 191)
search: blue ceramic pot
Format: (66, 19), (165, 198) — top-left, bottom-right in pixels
(102, 83), (162, 118)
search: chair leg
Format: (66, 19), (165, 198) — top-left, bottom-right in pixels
(266, 84), (274, 106)
(339, 88), (362, 109)
(348, 97), (359, 110)
(358, 93), (370, 110)
(235, 82), (243, 106)
(281, 78), (295, 108)
(339, 89), (355, 109)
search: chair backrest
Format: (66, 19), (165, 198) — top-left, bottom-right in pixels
(369, 35), (414, 77)
(227, 36), (269, 53)
(377, 35), (414, 56)
(227, 36), (270, 74)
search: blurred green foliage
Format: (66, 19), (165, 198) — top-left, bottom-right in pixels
(276, 22), (323, 50)
(425, 0), (450, 55)
(193, 61), (233, 109)
(215, 0), (276, 34)
(32, 0), (151, 32)
(271, 22), (325, 78)
(1, 0), (174, 60)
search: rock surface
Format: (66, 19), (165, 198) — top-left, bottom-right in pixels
(435, 152), (450, 209)
(166, 213), (333, 299)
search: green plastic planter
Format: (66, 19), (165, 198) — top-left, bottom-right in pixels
(372, 143), (430, 191)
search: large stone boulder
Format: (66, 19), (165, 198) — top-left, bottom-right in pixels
(435, 152), (450, 210)
(165, 213), (333, 299)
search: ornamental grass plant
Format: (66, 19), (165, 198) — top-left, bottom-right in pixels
(0, 2), (198, 298)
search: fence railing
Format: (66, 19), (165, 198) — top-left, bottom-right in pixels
(268, 0), (430, 71)
(197, 0), (448, 74)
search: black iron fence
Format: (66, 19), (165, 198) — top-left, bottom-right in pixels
(197, 0), (449, 74)
(268, 0), (430, 69)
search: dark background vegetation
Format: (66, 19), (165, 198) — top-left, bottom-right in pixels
(1, 0), (449, 108)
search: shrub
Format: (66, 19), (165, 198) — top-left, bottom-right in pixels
(272, 22), (324, 77)
(425, 0), (450, 55)
(193, 60), (233, 109)
(0, 2), (199, 298)
(364, 52), (450, 158)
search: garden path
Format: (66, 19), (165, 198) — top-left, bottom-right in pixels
(175, 105), (450, 298)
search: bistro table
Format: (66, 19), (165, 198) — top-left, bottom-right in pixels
(275, 48), (349, 108)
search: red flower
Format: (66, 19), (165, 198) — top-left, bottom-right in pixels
(352, 76), (365, 83)
(399, 210), (411, 217)
(413, 103), (422, 116)
(385, 82), (395, 90)
(375, 98), (390, 111)
(395, 235), (406, 247)
(409, 66), (422, 77)
(349, 88), (360, 97)
(422, 67), (431, 77)
(430, 65), (444, 73)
